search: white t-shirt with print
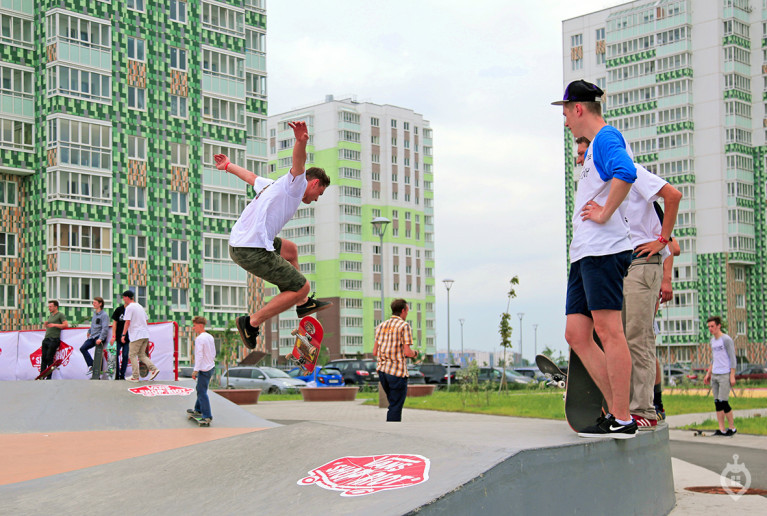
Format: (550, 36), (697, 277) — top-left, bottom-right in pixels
(229, 172), (308, 250)
(124, 302), (150, 341)
(625, 166), (668, 248)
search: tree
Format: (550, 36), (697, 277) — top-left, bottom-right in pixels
(212, 319), (239, 388)
(498, 275), (519, 393)
(543, 345), (567, 368)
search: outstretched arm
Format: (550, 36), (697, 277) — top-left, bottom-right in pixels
(289, 121), (309, 178)
(214, 154), (257, 186)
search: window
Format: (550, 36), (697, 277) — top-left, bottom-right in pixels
(47, 117), (112, 170)
(47, 170), (111, 204)
(0, 233), (17, 257)
(203, 96), (245, 127)
(127, 0), (145, 12)
(171, 288), (189, 310)
(128, 185), (146, 209)
(0, 284), (16, 309)
(371, 117), (379, 127)
(391, 119), (397, 128)
(0, 118), (33, 152)
(204, 284), (246, 311)
(170, 239), (188, 262)
(0, 180), (17, 206)
(171, 191), (188, 214)
(204, 190), (245, 218)
(47, 277), (112, 307)
(201, 0), (245, 37)
(47, 12), (110, 50)
(129, 285), (148, 306)
(204, 236), (230, 262)
(47, 222), (111, 254)
(202, 48), (245, 80)
(170, 47), (187, 71)
(127, 37), (145, 61)
(127, 136), (147, 161)
(170, 95), (187, 118)
(128, 235), (147, 259)
(170, 0), (187, 23)
(0, 65), (33, 100)
(48, 66), (111, 103)
(128, 86), (146, 110)
(1, 12), (33, 48)
(171, 142), (189, 167)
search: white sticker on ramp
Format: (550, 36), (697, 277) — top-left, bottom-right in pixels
(298, 454), (430, 497)
(128, 385), (194, 397)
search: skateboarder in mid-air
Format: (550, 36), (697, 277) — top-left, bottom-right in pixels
(214, 121), (332, 349)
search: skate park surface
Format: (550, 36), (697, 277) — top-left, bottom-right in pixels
(1, 380), (761, 515)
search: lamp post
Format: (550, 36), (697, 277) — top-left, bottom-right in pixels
(532, 323), (538, 359)
(517, 312), (524, 366)
(371, 217), (391, 330)
(459, 318), (465, 366)
(443, 278), (454, 390)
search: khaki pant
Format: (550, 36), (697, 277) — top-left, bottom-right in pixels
(128, 338), (157, 379)
(622, 257), (662, 420)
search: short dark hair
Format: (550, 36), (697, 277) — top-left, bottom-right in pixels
(575, 136), (591, 145)
(48, 300), (59, 308)
(707, 316), (722, 326)
(306, 167), (331, 187)
(192, 316), (207, 325)
(391, 298), (408, 316)
(565, 101), (602, 117)
(94, 297), (104, 309)
(122, 290), (135, 299)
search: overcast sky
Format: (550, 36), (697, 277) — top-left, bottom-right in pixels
(266, 0), (625, 362)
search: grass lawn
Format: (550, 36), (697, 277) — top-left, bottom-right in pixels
(258, 391), (378, 402)
(362, 391), (767, 420)
(680, 416), (767, 436)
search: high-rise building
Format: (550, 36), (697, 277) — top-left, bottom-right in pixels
(562, 0), (767, 366)
(0, 1), (268, 362)
(262, 96), (436, 362)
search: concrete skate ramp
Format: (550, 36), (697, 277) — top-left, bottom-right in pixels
(2, 408), (675, 515)
(1, 379), (276, 433)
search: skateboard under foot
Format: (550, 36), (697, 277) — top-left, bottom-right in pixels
(188, 413), (211, 427)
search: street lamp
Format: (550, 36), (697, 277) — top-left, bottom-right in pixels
(443, 278), (454, 390)
(532, 323), (538, 359)
(371, 217), (391, 330)
(517, 312), (524, 366)
(459, 318), (465, 367)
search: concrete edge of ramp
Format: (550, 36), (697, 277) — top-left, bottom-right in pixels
(410, 426), (676, 516)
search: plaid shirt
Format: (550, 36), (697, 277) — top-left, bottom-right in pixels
(375, 315), (412, 378)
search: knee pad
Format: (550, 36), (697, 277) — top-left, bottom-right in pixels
(721, 401), (732, 414)
(714, 399), (724, 412)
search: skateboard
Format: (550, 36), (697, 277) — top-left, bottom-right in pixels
(564, 333), (609, 433)
(188, 413), (211, 427)
(285, 316), (323, 374)
(239, 350), (267, 366)
(91, 343), (104, 380)
(139, 362), (149, 378)
(535, 354), (566, 389)
(35, 359), (63, 380)
(106, 341), (117, 379)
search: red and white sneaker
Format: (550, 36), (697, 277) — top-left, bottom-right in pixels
(632, 414), (658, 431)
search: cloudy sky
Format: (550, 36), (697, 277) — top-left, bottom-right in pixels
(267, 0), (625, 362)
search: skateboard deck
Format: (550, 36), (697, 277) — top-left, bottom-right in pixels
(285, 316), (323, 374)
(188, 413), (210, 427)
(139, 362), (149, 378)
(689, 428), (723, 437)
(106, 341), (117, 379)
(535, 354), (566, 389)
(91, 343), (104, 380)
(239, 350), (267, 366)
(564, 333), (609, 433)
(35, 359), (63, 380)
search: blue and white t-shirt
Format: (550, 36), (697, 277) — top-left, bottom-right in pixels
(570, 125), (637, 263)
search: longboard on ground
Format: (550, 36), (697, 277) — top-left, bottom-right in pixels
(285, 316), (323, 374)
(535, 354), (566, 389)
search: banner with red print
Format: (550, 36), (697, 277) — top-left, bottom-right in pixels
(0, 322), (178, 381)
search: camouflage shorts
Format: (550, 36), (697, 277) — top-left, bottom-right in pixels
(229, 239), (307, 293)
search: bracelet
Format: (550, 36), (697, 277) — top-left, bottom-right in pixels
(657, 235), (669, 245)
(224, 161), (231, 172)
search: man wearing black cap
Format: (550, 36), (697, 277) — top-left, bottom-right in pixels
(553, 79), (637, 438)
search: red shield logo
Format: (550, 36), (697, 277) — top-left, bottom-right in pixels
(30, 342), (74, 371)
(298, 454), (430, 497)
(128, 385), (194, 397)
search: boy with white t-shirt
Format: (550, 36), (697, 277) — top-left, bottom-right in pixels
(213, 121), (332, 349)
(188, 316), (216, 424)
(120, 290), (159, 382)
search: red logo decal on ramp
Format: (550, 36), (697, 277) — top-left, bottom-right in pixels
(128, 385), (194, 397)
(298, 454), (430, 497)
(30, 342), (74, 371)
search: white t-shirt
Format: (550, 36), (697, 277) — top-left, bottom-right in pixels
(625, 166), (668, 248)
(124, 302), (150, 341)
(570, 126), (636, 263)
(194, 331), (216, 372)
(229, 172), (308, 250)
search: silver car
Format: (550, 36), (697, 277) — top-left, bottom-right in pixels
(221, 366), (307, 394)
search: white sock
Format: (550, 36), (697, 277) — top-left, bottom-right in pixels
(615, 418), (633, 425)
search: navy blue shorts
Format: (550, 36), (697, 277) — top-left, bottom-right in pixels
(566, 251), (632, 316)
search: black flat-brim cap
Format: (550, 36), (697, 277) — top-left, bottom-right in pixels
(552, 79), (604, 105)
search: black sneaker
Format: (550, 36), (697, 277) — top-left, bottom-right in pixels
(713, 430), (727, 436)
(726, 428), (737, 436)
(296, 293), (332, 318)
(578, 415), (637, 439)
(235, 316), (260, 349)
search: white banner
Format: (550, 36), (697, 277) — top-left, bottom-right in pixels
(0, 322), (178, 381)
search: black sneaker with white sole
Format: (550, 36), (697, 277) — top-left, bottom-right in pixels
(713, 429), (727, 436)
(578, 415), (637, 439)
(235, 316), (260, 349)
(296, 293), (332, 318)
(725, 428), (737, 436)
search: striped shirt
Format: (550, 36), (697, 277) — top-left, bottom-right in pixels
(375, 315), (412, 378)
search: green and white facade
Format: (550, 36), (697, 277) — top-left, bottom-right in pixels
(0, 0), (268, 362)
(562, 0), (767, 366)
(263, 97), (436, 362)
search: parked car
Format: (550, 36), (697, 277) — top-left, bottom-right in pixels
(288, 366), (344, 387)
(178, 366), (194, 378)
(221, 366), (307, 393)
(326, 359), (380, 385)
(418, 363), (459, 385)
(407, 365), (426, 384)
(735, 365), (767, 381)
(513, 366), (549, 382)
(493, 367), (534, 384)
(660, 367), (697, 385)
